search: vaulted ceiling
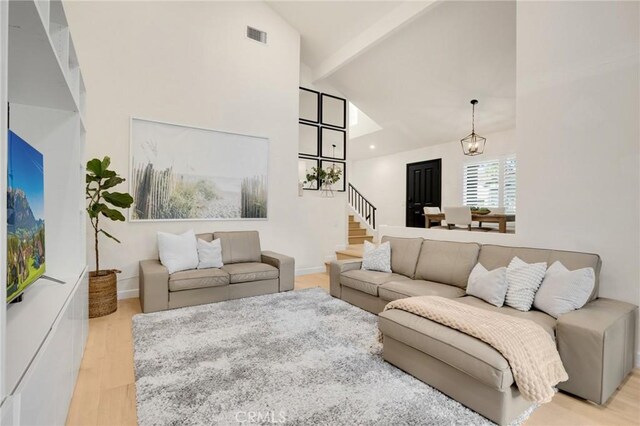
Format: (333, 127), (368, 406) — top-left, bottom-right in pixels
(267, 1), (516, 160)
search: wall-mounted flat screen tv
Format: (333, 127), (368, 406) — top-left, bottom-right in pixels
(7, 130), (45, 303)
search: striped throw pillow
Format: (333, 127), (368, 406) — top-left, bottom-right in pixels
(505, 257), (547, 311)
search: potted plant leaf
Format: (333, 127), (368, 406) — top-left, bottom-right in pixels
(322, 165), (343, 197)
(86, 156), (133, 318)
(304, 165), (343, 197)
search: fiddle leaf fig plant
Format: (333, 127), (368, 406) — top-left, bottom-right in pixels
(86, 156), (134, 274)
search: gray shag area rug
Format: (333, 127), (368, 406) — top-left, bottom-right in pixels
(133, 288), (536, 425)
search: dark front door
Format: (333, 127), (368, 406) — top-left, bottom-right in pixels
(406, 159), (442, 228)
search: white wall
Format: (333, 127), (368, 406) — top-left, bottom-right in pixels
(350, 129), (515, 226)
(516, 0), (639, 354)
(378, 1), (640, 360)
(65, 1), (345, 298)
(298, 63), (350, 249)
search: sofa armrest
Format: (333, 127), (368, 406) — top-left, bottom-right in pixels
(329, 259), (362, 298)
(261, 251), (295, 292)
(139, 259), (170, 313)
(556, 297), (637, 404)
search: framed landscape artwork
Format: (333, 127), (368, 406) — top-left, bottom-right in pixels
(130, 118), (269, 221)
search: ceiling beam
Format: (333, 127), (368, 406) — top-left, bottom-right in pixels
(312, 1), (440, 82)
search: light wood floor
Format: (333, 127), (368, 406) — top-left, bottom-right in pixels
(67, 273), (639, 426)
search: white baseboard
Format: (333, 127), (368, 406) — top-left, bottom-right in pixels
(118, 288), (139, 300)
(295, 266), (326, 276)
(636, 351), (640, 368)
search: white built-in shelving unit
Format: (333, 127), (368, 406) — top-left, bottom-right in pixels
(0, 0), (88, 424)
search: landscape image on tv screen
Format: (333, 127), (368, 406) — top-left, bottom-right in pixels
(7, 130), (45, 303)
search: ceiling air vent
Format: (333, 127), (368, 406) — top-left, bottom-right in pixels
(247, 26), (267, 44)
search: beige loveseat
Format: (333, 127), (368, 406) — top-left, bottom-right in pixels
(140, 231), (294, 313)
(330, 236), (637, 425)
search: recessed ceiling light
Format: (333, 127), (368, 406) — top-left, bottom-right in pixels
(369, 145), (375, 149)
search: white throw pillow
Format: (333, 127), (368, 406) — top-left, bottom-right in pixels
(466, 263), (509, 307)
(505, 257), (547, 312)
(157, 230), (199, 274)
(361, 240), (392, 273)
(533, 261), (595, 318)
(196, 238), (223, 269)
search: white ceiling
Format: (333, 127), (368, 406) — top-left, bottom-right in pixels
(269, 1), (516, 160)
(266, 1), (403, 69)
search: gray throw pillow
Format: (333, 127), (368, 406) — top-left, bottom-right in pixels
(533, 261), (595, 318)
(361, 241), (392, 273)
(466, 263), (508, 307)
(196, 238), (223, 269)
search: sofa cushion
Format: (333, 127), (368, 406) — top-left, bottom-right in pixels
(222, 262), (278, 284)
(169, 268), (229, 292)
(379, 308), (515, 391)
(340, 270), (410, 296)
(381, 236), (424, 278)
(213, 231), (262, 264)
(379, 280), (466, 302)
(456, 296), (557, 337)
(414, 240), (480, 288)
(477, 244), (601, 301)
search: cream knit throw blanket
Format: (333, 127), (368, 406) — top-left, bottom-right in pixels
(382, 296), (568, 403)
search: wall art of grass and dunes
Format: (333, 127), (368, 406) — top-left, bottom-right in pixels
(7, 131), (46, 302)
(130, 119), (268, 221)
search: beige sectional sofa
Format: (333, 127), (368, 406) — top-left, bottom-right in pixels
(140, 231), (294, 313)
(330, 236), (637, 425)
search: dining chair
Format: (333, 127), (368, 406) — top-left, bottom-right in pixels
(443, 206), (472, 230)
(423, 206), (441, 214)
(423, 206), (442, 228)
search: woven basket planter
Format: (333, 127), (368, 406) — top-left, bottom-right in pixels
(89, 270), (118, 318)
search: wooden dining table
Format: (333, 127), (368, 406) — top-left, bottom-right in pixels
(425, 213), (516, 233)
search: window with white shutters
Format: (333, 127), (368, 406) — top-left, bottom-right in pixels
(463, 157), (516, 213)
(503, 157), (517, 214)
(463, 160), (500, 208)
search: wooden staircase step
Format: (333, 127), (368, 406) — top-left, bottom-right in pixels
(349, 222), (361, 229)
(336, 244), (364, 260)
(348, 228), (367, 237)
(348, 235), (374, 244)
(336, 252), (360, 260)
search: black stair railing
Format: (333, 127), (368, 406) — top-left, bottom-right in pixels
(348, 183), (376, 230)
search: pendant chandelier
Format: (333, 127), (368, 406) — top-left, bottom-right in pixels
(460, 99), (486, 156)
